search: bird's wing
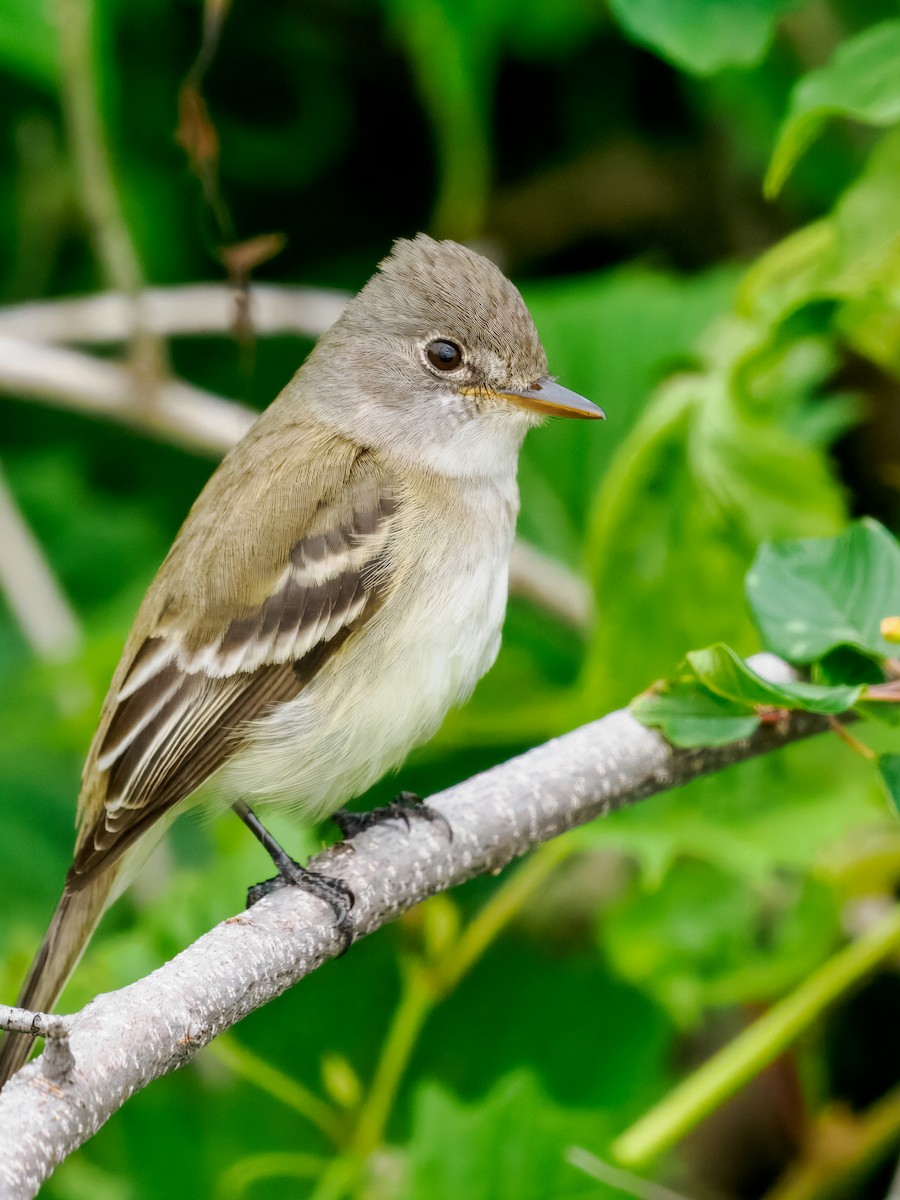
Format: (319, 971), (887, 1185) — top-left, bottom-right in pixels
(70, 434), (400, 884)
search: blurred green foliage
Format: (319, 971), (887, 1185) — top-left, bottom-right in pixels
(2, 0), (900, 1197)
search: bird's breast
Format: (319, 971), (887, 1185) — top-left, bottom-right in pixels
(213, 475), (518, 822)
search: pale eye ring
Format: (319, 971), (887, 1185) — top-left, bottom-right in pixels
(425, 339), (463, 371)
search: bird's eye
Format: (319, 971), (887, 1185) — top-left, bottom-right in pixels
(425, 340), (463, 371)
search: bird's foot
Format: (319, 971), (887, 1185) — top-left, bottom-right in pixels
(246, 862), (355, 954)
(333, 791), (452, 840)
(234, 800), (355, 954)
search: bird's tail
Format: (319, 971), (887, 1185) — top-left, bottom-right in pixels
(0, 873), (115, 1087)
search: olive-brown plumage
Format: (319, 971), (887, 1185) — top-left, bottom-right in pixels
(0, 235), (602, 1085)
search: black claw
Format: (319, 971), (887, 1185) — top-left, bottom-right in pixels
(247, 859), (355, 955)
(246, 875), (284, 906)
(293, 867), (356, 956)
(395, 790), (423, 806)
(333, 792), (452, 842)
(233, 801), (355, 954)
(332, 808), (369, 839)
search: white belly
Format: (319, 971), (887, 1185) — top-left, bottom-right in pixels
(211, 493), (514, 822)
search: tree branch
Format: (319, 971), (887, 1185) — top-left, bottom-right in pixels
(0, 664), (836, 1198)
(509, 538), (592, 629)
(0, 284), (348, 344)
(0, 335), (254, 455)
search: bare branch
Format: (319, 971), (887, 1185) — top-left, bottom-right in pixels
(567, 1147), (697, 1200)
(0, 669), (835, 1198)
(509, 539), (592, 629)
(0, 284), (348, 344)
(0, 336), (253, 455)
(0, 1008), (70, 1040)
(0, 1010), (73, 1088)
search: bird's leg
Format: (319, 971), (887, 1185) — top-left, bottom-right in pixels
(232, 801), (354, 952)
(333, 790), (452, 840)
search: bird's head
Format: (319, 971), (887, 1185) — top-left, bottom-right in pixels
(301, 234), (604, 476)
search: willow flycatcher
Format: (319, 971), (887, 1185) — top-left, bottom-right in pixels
(0, 234), (603, 1083)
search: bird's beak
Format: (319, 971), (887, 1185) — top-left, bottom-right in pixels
(464, 378), (605, 420)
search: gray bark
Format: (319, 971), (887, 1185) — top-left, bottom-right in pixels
(0, 661), (831, 1198)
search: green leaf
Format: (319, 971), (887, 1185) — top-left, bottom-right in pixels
(631, 674), (760, 748)
(429, 941), (672, 1113)
(585, 733), (890, 886)
(815, 652), (900, 732)
(631, 644), (860, 752)
(879, 755), (900, 818)
(817, 646), (887, 687)
(603, 864), (840, 1026)
(747, 519), (900, 662)
(607, 0), (795, 76)
(520, 265), (738, 556)
(767, 20), (900, 197)
(738, 125), (900, 388)
(830, 129), (900, 372)
(401, 1072), (616, 1199)
(687, 644), (862, 713)
(583, 308), (845, 713)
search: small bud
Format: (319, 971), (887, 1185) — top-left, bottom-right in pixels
(421, 894), (460, 961)
(881, 617), (900, 643)
(321, 1053), (362, 1110)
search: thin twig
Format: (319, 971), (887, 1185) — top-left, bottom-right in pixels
(828, 716), (876, 761)
(55, 0), (166, 387)
(509, 539), (592, 629)
(0, 284), (349, 344)
(613, 904), (900, 1168)
(0, 1010), (73, 1086)
(0, 336), (253, 455)
(567, 1147), (697, 1200)
(0, 1007), (70, 1039)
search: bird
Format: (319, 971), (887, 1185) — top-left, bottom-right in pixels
(0, 234), (603, 1085)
